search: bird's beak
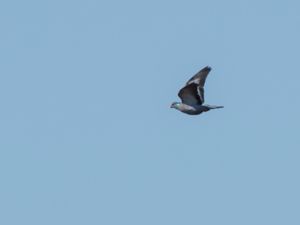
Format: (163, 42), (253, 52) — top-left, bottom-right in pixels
(170, 104), (174, 108)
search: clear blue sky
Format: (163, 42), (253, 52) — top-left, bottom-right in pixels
(1, 0), (300, 224)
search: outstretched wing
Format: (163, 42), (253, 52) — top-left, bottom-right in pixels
(178, 83), (203, 105)
(186, 66), (211, 87)
(178, 66), (211, 105)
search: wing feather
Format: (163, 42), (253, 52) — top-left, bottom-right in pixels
(186, 66), (211, 87)
(177, 66), (211, 105)
(178, 83), (203, 105)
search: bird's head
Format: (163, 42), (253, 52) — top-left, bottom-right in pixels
(170, 102), (181, 109)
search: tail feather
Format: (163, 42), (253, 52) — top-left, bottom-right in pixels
(206, 105), (224, 109)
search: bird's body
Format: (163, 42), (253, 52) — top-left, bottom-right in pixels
(172, 103), (223, 115)
(171, 66), (223, 115)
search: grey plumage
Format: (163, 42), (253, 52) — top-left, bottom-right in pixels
(171, 66), (223, 115)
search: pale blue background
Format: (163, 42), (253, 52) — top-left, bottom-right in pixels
(1, 0), (300, 224)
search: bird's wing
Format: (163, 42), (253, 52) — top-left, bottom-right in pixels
(178, 83), (204, 105)
(186, 66), (211, 87)
(179, 66), (211, 104)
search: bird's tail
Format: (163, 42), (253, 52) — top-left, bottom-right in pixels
(205, 105), (224, 109)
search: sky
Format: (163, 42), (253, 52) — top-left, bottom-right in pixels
(0, 0), (300, 224)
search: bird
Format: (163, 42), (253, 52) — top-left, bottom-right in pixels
(170, 66), (223, 115)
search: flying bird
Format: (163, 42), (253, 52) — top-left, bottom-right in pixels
(170, 66), (223, 115)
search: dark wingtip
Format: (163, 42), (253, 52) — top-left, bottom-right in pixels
(203, 66), (212, 71)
